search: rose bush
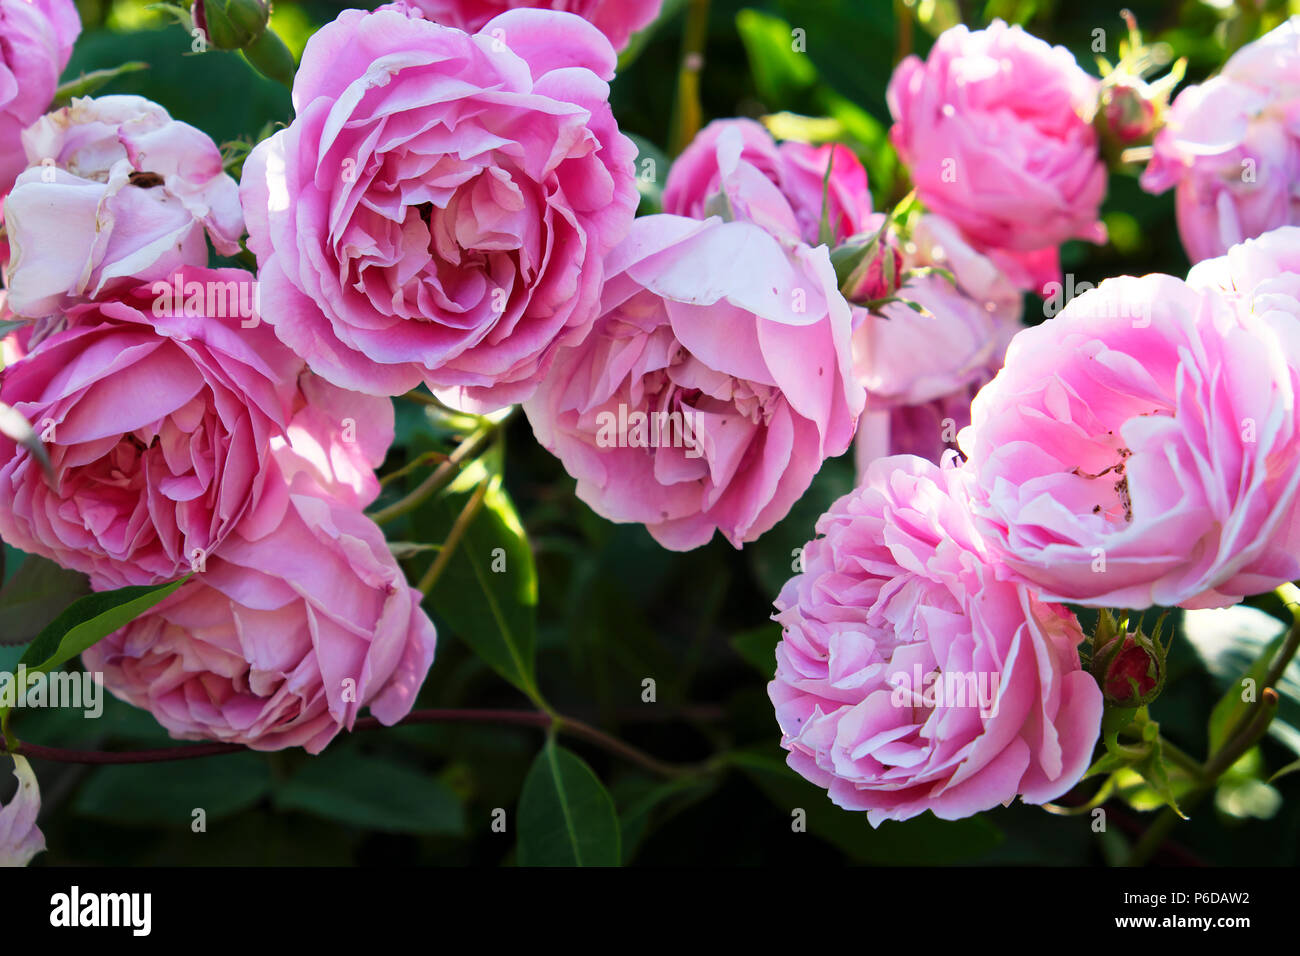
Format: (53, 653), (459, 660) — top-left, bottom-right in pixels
(2, 1), (1297, 870)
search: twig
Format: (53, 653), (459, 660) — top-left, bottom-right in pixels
(2, 708), (710, 779)
(418, 479), (490, 595)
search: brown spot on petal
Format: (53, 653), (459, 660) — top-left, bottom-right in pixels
(128, 170), (165, 188)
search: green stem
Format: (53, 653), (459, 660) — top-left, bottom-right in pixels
(379, 449), (448, 488)
(669, 0), (710, 156)
(417, 478), (489, 595)
(1125, 584), (1300, 866)
(367, 424), (493, 525)
(1126, 689), (1279, 866)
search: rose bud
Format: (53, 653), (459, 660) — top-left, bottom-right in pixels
(1091, 613), (1167, 707)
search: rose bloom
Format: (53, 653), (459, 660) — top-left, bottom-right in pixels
(851, 214), (1021, 471)
(959, 270), (1300, 609)
(887, 19), (1106, 289)
(0, 267), (392, 590)
(1142, 18), (1300, 263)
(769, 455), (1102, 825)
(663, 118), (874, 246)
(3, 95), (244, 319)
(405, 0), (661, 52)
(524, 213), (864, 550)
(240, 4), (638, 407)
(0, 0), (78, 196)
(0, 755), (44, 866)
(83, 480), (436, 753)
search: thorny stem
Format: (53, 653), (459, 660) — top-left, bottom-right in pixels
(1, 708), (713, 779)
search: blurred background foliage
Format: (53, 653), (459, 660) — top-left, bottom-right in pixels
(4, 0), (1300, 866)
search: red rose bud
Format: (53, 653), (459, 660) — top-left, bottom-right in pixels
(1101, 79), (1157, 146)
(834, 234), (905, 304)
(1093, 620), (1166, 707)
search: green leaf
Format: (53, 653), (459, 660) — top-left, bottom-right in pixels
(735, 9), (818, 107)
(73, 752), (271, 825)
(1268, 757), (1300, 784)
(53, 61), (149, 106)
(274, 750), (466, 835)
(1215, 748), (1281, 820)
(0, 555), (90, 647)
(615, 775), (715, 863)
(1132, 731), (1187, 819)
(517, 740), (621, 866)
(730, 623), (782, 677)
(731, 748), (1002, 864)
(18, 576), (189, 676)
(422, 459), (540, 700)
(1183, 605), (1300, 757)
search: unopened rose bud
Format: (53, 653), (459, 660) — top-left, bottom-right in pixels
(833, 234), (905, 305)
(1093, 619), (1166, 707)
(191, 0), (270, 51)
(1101, 79), (1157, 146)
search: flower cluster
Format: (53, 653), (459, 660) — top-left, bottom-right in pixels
(4, 1), (1300, 860)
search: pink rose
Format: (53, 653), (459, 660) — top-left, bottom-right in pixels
(769, 455), (1103, 825)
(83, 483), (436, 753)
(887, 20), (1106, 289)
(663, 118), (873, 246)
(1142, 18), (1300, 263)
(0, 267), (392, 589)
(1187, 224), (1300, 304)
(850, 214), (1021, 472)
(0, 755), (44, 866)
(524, 213), (864, 550)
(240, 4), (638, 408)
(958, 271), (1300, 609)
(404, 0), (662, 52)
(3, 95), (244, 319)
(0, 0), (79, 196)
